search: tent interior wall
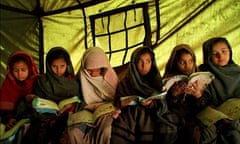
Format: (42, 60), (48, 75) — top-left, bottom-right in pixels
(0, 0), (239, 85)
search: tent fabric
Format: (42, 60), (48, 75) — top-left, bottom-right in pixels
(0, 0), (240, 86)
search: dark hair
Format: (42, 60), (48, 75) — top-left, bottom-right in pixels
(202, 37), (233, 64)
(133, 46), (154, 65)
(9, 55), (28, 68)
(47, 47), (70, 66)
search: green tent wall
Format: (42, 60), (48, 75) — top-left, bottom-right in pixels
(1, 0), (240, 85)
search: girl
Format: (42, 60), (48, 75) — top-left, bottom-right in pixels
(163, 44), (203, 144)
(0, 50), (39, 143)
(111, 46), (170, 144)
(197, 37), (240, 144)
(23, 47), (80, 144)
(67, 46), (119, 144)
(0, 50), (39, 129)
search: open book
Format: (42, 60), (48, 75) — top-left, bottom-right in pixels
(67, 102), (116, 126)
(162, 71), (215, 91)
(196, 98), (240, 127)
(32, 96), (81, 114)
(0, 118), (30, 142)
(120, 92), (167, 106)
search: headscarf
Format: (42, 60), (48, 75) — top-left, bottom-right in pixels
(116, 46), (162, 99)
(0, 50), (39, 111)
(33, 47), (80, 102)
(200, 37), (240, 104)
(163, 44), (197, 78)
(79, 47), (119, 104)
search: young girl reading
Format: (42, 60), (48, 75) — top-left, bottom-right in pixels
(163, 44), (203, 144)
(197, 37), (240, 144)
(0, 50), (39, 142)
(67, 46), (119, 144)
(111, 46), (171, 144)
(23, 47), (81, 144)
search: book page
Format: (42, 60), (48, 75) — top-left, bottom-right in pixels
(67, 110), (94, 125)
(140, 91), (167, 102)
(32, 98), (60, 114)
(120, 95), (141, 106)
(216, 98), (240, 120)
(58, 96), (81, 110)
(188, 72), (214, 90)
(196, 106), (230, 127)
(93, 103), (116, 121)
(197, 98), (240, 127)
(0, 119), (30, 141)
(162, 75), (187, 91)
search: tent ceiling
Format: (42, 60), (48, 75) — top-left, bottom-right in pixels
(1, 0), (240, 86)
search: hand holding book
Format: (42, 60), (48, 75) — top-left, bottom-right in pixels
(120, 92), (167, 107)
(162, 72), (215, 92)
(32, 96), (81, 115)
(162, 72), (214, 99)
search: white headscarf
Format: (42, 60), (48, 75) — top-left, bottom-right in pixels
(79, 47), (119, 104)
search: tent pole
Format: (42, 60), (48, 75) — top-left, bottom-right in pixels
(38, 16), (44, 74)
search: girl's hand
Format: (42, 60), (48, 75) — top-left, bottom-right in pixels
(25, 94), (38, 103)
(141, 99), (152, 106)
(171, 81), (187, 97)
(59, 103), (73, 114)
(6, 118), (17, 130)
(112, 109), (121, 119)
(121, 98), (133, 107)
(185, 80), (202, 98)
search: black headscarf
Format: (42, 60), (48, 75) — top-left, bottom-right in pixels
(33, 47), (80, 102)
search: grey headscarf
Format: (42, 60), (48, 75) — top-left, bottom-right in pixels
(200, 37), (240, 105)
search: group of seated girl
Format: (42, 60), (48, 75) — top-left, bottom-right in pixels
(0, 36), (239, 144)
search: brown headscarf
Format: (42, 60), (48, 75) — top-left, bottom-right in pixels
(163, 44), (198, 78)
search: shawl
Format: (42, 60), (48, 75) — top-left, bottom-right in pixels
(0, 50), (39, 111)
(200, 37), (240, 105)
(79, 47), (119, 104)
(33, 47), (80, 103)
(163, 44), (198, 78)
(116, 46), (162, 99)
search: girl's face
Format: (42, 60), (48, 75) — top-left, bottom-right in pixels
(137, 53), (152, 76)
(177, 53), (194, 75)
(51, 58), (67, 77)
(87, 68), (102, 77)
(12, 61), (29, 81)
(211, 42), (230, 66)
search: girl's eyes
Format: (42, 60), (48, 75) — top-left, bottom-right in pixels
(212, 49), (229, 56)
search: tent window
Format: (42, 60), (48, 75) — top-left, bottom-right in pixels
(89, 2), (151, 66)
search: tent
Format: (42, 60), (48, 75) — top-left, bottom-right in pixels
(1, 0), (240, 85)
